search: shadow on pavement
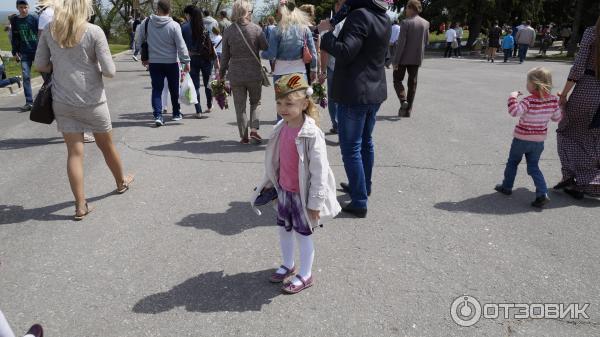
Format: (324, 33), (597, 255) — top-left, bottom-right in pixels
(0, 107), (22, 112)
(0, 137), (63, 150)
(147, 136), (266, 154)
(376, 115), (402, 122)
(111, 112), (160, 128)
(177, 201), (275, 235)
(226, 120), (278, 127)
(434, 188), (600, 215)
(132, 269), (282, 314)
(0, 191), (115, 225)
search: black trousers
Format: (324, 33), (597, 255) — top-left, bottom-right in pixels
(393, 65), (419, 110)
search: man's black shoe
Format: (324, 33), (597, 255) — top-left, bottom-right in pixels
(340, 182), (371, 196)
(341, 204), (367, 218)
(531, 195), (550, 208)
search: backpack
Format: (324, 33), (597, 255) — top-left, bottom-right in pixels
(196, 32), (216, 60)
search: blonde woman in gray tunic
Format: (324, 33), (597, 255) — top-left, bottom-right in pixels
(34, 0), (133, 220)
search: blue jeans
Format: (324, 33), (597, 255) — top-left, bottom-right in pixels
(0, 64), (17, 87)
(337, 103), (380, 208)
(149, 63), (181, 119)
(327, 67), (337, 130)
(20, 54), (34, 104)
(501, 138), (548, 197)
(518, 44), (529, 63)
(189, 56), (213, 113)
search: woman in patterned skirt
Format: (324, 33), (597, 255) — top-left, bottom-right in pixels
(555, 17), (600, 199)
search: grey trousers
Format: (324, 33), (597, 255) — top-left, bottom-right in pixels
(232, 81), (262, 139)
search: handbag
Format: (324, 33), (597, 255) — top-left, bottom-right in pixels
(234, 23), (271, 87)
(303, 31), (312, 64)
(30, 77), (54, 124)
(451, 39), (458, 49)
(141, 19), (150, 62)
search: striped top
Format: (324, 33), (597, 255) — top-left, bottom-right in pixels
(507, 93), (562, 142)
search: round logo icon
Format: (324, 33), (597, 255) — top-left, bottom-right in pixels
(451, 295), (482, 327)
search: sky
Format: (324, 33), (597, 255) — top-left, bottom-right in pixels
(1, 0), (36, 11)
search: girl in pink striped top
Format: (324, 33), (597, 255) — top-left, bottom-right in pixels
(495, 67), (562, 208)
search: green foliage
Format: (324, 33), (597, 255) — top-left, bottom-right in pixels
(392, 0), (598, 48)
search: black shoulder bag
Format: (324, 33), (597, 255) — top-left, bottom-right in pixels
(141, 19), (150, 62)
(30, 75), (54, 124)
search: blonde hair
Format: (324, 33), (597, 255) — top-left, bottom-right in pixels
(48, 0), (94, 48)
(527, 66), (553, 96)
(231, 0), (252, 23)
(299, 4), (315, 24)
(277, 4), (311, 32)
(285, 90), (320, 125)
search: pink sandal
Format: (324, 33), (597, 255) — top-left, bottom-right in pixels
(269, 265), (296, 283)
(282, 275), (313, 294)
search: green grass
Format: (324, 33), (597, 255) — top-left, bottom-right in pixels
(538, 53), (575, 62)
(429, 30), (470, 44)
(1, 33), (130, 79)
(109, 44), (130, 56)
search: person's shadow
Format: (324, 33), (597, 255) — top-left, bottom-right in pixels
(132, 269), (283, 314)
(0, 137), (63, 150)
(146, 136), (266, 155)
(0, 191), (115, 225)
(434, 188), (600, 215)
(177, 201), (275, 236)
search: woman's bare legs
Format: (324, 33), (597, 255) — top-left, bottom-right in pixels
(93, 131), (128, 190)
(63, 132), (86, 213)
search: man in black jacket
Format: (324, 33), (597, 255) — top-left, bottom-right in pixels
(319, 0), (391, 218)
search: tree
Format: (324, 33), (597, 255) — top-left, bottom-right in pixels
(92, 0), (124, 39)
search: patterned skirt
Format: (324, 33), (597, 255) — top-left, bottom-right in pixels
(277, 189), (312, 236)
(556, 73), (600, 196)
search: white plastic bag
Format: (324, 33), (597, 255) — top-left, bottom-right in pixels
(179, 73), (198, 105)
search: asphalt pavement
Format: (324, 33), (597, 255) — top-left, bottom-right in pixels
(0, 52), (598, 337)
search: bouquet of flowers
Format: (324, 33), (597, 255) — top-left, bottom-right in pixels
(210, 79), (231, 110)
(311, 82), (328, 109)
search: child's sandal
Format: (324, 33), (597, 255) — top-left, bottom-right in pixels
(269, 265), (296, 283)
(282, 275), (313, 294)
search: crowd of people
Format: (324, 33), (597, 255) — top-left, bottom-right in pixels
(0, 0), (599, 329)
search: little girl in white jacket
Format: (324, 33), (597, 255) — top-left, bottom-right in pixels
(251, 73), (341, 294)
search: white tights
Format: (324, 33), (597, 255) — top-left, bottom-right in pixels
(278, 227), (315, 285)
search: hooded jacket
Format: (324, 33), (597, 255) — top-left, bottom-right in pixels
(136, 15), (190, 64)
(250, 116), (341, 232)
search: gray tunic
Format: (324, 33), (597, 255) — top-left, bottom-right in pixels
(34, 24), (116, 107)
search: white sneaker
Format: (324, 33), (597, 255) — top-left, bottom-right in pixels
(83, 134), (95, 143)
(155, 118), (164, 127)
(172, 114), (183, 121)
(132, 55), (138, 62)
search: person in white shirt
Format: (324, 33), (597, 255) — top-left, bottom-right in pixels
(454, 22), (463, 57)
(386, 20), (400, 67)
(37, 6), (53, 32)
(444, 23), (457, 58)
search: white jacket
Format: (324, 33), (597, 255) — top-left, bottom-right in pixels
(250, 116), (341, 232)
